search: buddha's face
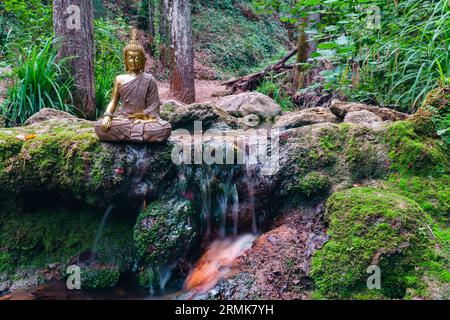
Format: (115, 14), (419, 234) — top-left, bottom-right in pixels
(125, 50), (145, 73)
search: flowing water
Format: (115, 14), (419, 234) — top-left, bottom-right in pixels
(3, 135), (263, 300)
(89, 204), (115, 265)
(183, 234), (256, 297)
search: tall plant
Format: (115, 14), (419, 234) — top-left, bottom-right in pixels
(1, 38), (74, 126)
(94, 18), (128, 116)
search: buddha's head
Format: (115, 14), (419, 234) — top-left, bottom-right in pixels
(123, 29), (146, 73)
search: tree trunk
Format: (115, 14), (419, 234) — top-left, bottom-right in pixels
(168, 0), (195, 104)
(159, 0), (169, 71)
(292, 10), (320, 91)
(292, 17), (308, 91)
(148, 0), (156, 56)
(53, 0), (96, 119)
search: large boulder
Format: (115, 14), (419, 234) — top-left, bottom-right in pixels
(344, 110), (383, 126)
(133, 198), (199, 289)
(24, 108), (79, 126)
(169, 103), (240, 131)
(273, 107), (338, 129)
(330, 99), (410, 122)
(0, 115), (177, 210)
(217, 92), (282, 120)
(310, 187), (430, 299)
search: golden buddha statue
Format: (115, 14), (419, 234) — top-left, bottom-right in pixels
(95, 29), (172, 143)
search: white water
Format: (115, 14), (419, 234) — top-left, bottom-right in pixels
(90, 204), (114, 265)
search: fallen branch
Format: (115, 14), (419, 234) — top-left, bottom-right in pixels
(221, 47), (298, 93)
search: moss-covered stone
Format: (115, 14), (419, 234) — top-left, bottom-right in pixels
(0, 208), (135, 275)
(310, 187), (431, 299)
(0, 118), (177, 210)
(385, 121), (448, 176)
(294, 172), (331, 198)
(80, 265), (120, 290)
(280, 123), (389, 203)
(133, 198), (199, 288)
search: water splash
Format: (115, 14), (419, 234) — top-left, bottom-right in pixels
(231, 184), (239, 236)
(184, 234), (256, 295)
(90, 204), (114, 265)
(245, 163), (258, 235)
(217, 169), (231, 238)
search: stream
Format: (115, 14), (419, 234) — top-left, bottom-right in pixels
(2, 132), (268, 300)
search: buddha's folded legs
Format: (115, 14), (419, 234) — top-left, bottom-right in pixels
(95, 117), (172, 143)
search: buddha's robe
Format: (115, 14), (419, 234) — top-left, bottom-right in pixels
(95, 73), (172, 143)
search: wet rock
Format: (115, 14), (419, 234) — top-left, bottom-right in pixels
(133, 197), (199, 289)
(273, 107), (338, 129)
(330, 99), (410, 122)
(170, 103), (241, 131)
(217, 92), (282, 120)
(344, 110), (383, 126)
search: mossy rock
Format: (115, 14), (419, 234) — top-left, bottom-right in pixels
(133, 198), (199, 288)
(0, 118), (176, 210)
(386, 121), (448, 176)
(0, 208), (135, 275)
(279, 123), (389, 202)
(294, 172), (331, 198)
(80, 265), (120, 290)
(310, 187), (431, 299)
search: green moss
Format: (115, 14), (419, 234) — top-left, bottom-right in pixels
(295, 172), (331, 198)
(386, 174), (449, 219)
(386, 121), (448, 176)
(81, 265), (120, 290)
(311, 187), (431, 299)
(133, 198), (198, 288)
(0, 208), (135, 274)
(0, 128), (126, 209)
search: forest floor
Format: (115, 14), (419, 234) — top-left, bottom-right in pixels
(157, 79), (229, 104)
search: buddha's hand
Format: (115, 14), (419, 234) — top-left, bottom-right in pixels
(102, 116), (112, 132)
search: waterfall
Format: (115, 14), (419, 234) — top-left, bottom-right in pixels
(245, 163), (258, 235)
(90, 204), (114, 265)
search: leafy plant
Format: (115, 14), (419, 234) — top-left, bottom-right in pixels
(256, 75), (294, 111)
(94, 18), (128, 115)
(0, 38), (74, 126)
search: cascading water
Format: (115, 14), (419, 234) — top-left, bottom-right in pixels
(169, 129), (267, 298)
(89, 204), (115, 265)
(183, 234), (256, 297)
